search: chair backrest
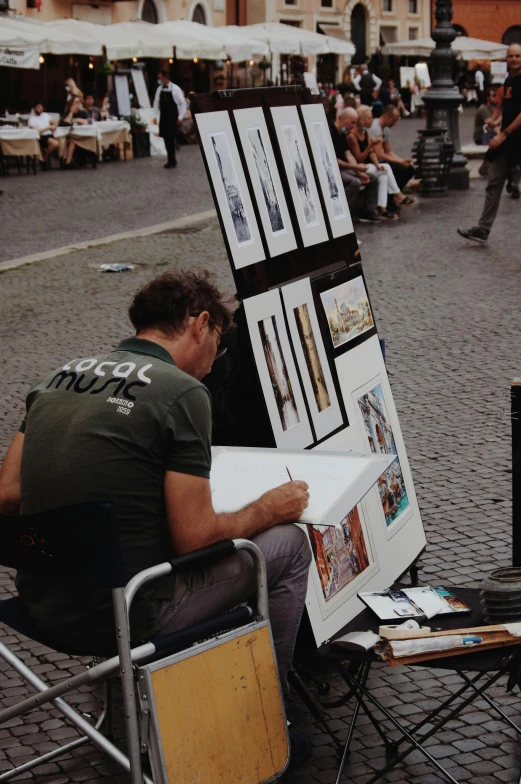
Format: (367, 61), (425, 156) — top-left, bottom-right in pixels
(0, 501), (124, 589)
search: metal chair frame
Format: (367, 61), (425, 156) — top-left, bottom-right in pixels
(0, 503), (270, 784)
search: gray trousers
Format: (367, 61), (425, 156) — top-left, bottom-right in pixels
(478, 155), (519, 233)
(153, 524), (312, 692)
(340, 168), (378, 214)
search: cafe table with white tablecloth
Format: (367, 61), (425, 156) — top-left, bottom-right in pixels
(54, 120), (131, 160)
(0, 128), (42, 160)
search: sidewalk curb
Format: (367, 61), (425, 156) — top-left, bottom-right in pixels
(0, 209), (217, 273)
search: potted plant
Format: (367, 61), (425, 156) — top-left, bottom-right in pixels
(123, 115), (151, 158)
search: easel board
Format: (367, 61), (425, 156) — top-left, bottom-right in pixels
(192, 86), (427, 646)
(114, 74), (132, 117)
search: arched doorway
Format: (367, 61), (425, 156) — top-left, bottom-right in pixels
(141, 0), (158, 23)
(452, 24), (467, 37)
(351, 4), (367, 64)
(192, 3), (207, 24)
(502, 26), (521, 45)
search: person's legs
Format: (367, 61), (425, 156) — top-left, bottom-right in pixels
(366, 163), (389, 208)
(154, 524), (312, 692)
(340, 168), (361, 208)
(388, 161), (415, 191)
(361, 174), (379, 216)
(65, 139), (76, 165)
(45, 137), (59, 163)
(163, 132), (177, 166)
(379, 162), (401, 195)
(478, 155), (510, 233)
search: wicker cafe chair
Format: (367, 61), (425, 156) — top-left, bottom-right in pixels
(0, 502), (275, 784)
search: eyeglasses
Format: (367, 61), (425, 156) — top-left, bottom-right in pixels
(209, 321), (228, 360)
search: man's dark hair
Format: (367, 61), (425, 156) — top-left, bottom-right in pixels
(383, 104), (399, 117)
(159, 70), (170, 78)
(84, 93), (94, 100)
(129, 270), (235, 337)
(485, 86), (496, 99)
(32, 101), (43, 108)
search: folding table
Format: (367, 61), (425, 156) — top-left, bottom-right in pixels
(319, 587), (521, 784)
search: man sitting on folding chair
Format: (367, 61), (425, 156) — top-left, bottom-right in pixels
(0, 269), (312, 767)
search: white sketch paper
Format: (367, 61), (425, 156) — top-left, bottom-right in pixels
(271, 105), (328, 247)
(243, 289), (313, 449)
(281, 278), (344, 441)
(301, 104), (354, 238)
(234, 108), (297, 258)
(195, 111), (265, 269)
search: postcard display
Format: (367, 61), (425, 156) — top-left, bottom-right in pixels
(192, 87), (427, 646)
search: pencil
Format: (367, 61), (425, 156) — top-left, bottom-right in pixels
(286, 466), (293, 481)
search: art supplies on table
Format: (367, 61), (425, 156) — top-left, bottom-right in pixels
(358, 585), (471, 621)
(210, 446), (394, 527)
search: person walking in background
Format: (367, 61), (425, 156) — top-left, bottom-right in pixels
(458, 43), (521, 243)
(354, 64), (382, 107)
(474, 87), (497, 144)
(152, 71), (188, 170)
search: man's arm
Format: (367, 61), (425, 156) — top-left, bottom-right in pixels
(164, 471), (309, 554)
(173, 85), (188, 125)
(373, 74), (382, 91)
(489, 107), (521, 150)
(152, 86), (160, 123)
(353, 75), (361, 91)
(0, 433), (24, 515)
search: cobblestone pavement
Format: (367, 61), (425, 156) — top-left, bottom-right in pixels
(1, 110), (521, 784)
(0, 110), (476, 264)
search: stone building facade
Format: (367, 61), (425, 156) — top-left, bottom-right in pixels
(451, 0), (521, 45)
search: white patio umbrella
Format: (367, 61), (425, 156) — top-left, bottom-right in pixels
(223, 22), (355, 56)
(99, 22), (174, 60)
(154, 21), (228, 60)
(382, 35), (507, 61)
(0, 24), (41, 69)
(156, 20), (267, 62)
(2, 15), (102, 55)
(45, 19), (105, 56)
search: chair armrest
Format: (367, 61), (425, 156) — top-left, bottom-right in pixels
(124, 540), (237, 611)
(170, 540), (236, 571)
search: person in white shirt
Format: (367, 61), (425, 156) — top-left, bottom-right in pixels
(353, 64), (382, 106)
(27, 103), (59, 166)
(475, 68), (485, 105)
(152, 71), (188, 169)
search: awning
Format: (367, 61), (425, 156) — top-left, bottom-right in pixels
(100, 22), (174, 60)
(318, 24), (356, 55)
(382, 35), (507, 61)
(224, 22), (355, 56)
(3, 16), (102, 55)
(156, 20), (267, 61)
(154, 21), (228, 61)
(45, 19), (105, 56)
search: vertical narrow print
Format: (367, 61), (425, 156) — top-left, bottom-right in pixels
(282, 123), (319, 228)
(258, 315), (300, 432)
(210, 131), (253, 247)
(294, 304), (331, 413)
(311, 121), (345, 220)
(246, 127), (285, 236)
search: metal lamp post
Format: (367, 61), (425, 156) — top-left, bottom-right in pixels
(422, 0), (469, 189)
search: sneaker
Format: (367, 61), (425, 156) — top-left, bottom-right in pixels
(282, 731), (312, 775)
(457, 226), (489, 243)
(359, 211), (383, 223)
(511, 186), (520, 199)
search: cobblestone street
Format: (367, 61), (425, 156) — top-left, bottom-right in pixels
(1, 109), (521, 784)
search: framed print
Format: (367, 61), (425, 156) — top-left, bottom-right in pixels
(300, 104), (354, 238)
(270, 106), (328, 248)
(281, 277), (346, 441)
(195, 110), (265, 270)
(243, 290), (314, 449)
(354, 380), (413, 536)
(234, 107), (297, 258)
(305, 499), (379, 645)
(312, 265), (377, 358)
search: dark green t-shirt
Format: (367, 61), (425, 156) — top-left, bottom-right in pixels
(16, 338), (212, 652)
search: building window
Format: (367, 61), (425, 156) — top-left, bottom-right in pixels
(409, 27), (418, 40)
(141, 0), (158, 23)
(284, 0), (297, 6)
(408, 0), (417, 13)
(380, 26), (397, 44)
(321, 0), (333, 8)
(382, 0), (392, 12)
(192, 3), (207, 23)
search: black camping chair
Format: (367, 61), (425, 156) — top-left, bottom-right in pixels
(0, 501), (269, 784)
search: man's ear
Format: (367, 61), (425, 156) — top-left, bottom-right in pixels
(192, 311), (210, 344)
